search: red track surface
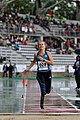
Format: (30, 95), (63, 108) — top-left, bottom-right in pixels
(23, 80), (80, 114)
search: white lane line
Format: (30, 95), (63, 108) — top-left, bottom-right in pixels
(53, 90), (79, 111)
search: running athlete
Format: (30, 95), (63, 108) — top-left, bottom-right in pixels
(23, 41), (54, 109)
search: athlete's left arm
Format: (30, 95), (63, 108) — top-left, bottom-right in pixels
(44, 51), (54, 66)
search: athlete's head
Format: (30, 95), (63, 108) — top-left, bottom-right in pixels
(38, 41), (46, 50)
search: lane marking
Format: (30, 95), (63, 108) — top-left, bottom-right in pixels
(53, 90), (79, 111)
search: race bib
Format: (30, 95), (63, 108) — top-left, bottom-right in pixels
(38, 61), (48, 70)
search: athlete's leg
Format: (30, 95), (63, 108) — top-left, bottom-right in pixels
(36, 72), (46, 109)
(45, 71), (52, 94)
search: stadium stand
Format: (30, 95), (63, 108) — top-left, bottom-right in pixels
(0, 12), (79, 69)
(0, 41), (76, 66)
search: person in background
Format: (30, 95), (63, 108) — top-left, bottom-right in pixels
(0, 56), (3, 64)
(13, 63), (17, 77)
(8, 63), (13, 78)
(73, 55), (80, 90)
(2, 63), (8, 77)
(23, 41), (54, 109)
(66, 65), (70, 77)
(65, 40), (70, 53)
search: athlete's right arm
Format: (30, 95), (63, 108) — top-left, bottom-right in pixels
(23, 53), (37, 73)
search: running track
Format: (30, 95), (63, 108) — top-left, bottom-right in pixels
(22, 80), (80, 114)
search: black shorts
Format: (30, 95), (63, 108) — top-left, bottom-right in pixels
(36, 70), (52, 95)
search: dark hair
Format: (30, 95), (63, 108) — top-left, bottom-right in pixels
(76, 55), (80, 60)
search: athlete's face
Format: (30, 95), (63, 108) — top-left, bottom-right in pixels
(38, 42), (46, 50)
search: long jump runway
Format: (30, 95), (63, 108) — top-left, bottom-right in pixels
(24, 79), (80, 114)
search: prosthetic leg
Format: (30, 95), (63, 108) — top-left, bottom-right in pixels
(40, 94), (44, 109)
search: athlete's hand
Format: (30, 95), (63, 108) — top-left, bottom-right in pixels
(38, 56), (44, 61)
(23, 69), (29, 74)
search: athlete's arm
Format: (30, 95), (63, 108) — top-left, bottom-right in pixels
(38, 51), (54, 66)
(45, 51), (54, 65)
(23, 53), (37, 73)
